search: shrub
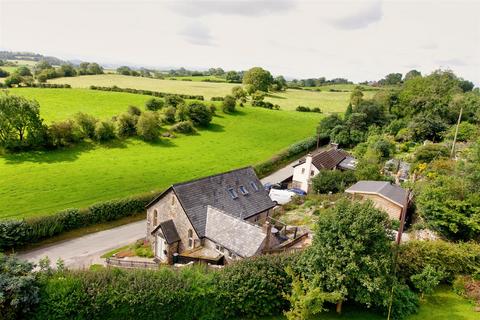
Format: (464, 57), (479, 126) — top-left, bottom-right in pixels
(117, 113), (137, 137)
(209, 105), (217, 114)
(145, 98), (164, 111)
(296, 106), (311, 112)
(127, 105), (142, 116)
(94, 120), (117, 142)
(222, 95), (236, 113)
(74, 112), (97, 139)
(89, 86), (204, 101)
(0, 68), (9, 78)
(414, 144), (449, 163)
(163, 106), (176, 124)
(210, 96), (224, 101)
(187, 103), (212, 127)
(136, 111), (160, 141)
(311, 170), (357, 194)
(0, 253), (39, 320)
(171, 121), (195, 134)
(48, 120), (81, 147)
(164, 95), (185, 108)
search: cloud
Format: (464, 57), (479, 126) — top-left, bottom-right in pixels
(436, 58), (467, 67)
(329, 1), (383, 30)
(179, 22), (215, 46)
(170, 0), (296, 17)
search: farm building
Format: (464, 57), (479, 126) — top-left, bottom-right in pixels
(345, 181), (409, 220)
(145, 167), (307, 265)
(291, 145), (356, 192)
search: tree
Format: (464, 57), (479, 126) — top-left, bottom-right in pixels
(458, 79), (474, 92)
(74, 112), (97, 139)
(37, 68), (59, 82)
(33, 60), (52, 75)
(94, 120), (117, 142)
(225, 71), (241, 83)
(410, 265), (445, 299)
(0, 95), (44, 149)
(350, 86), (364, 107)
(4, 74), (22, 87)
(316, 114), (343, 143)
(136, 111), (160, 141)
(301, 200), (394, 314)
(0, 68), (9, 78)
(242, 67), (274, 92)
(145, 98), (164, 111)
(127, 105), (142, 116)
(48, 120), (79, 146)
(222, 95), (236, 113)
(271, 75), (287, 91)
(231, 86), (247, 103)
(59, 64), (77, 77)
(408, 113), (447, 142)
(0, 253), (39, 320)
(15, 66), (32, 77)
(382, 73), (403, 85)
(164, 95), (184, 108)
(355, 150), (385, 181)
(311, 170), (357, 194)
(87, 62), (104, 75)
(403, 70), (421, 82)
(117, 113), (138, 137)
(163, 106), (176, 123)
(414, 144), (449, 163)
(117, 66), (133, 75)
(187, 103), (212, 127)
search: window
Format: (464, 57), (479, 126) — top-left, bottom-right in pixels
(310, 170), (315, 176)
(153, 210), (158, 226)
(188, 229), (193, 248)
(239, 185), (248, 195)
(215, 244), (224, 253)
(250, 181), (259, 191)
(171, 196), (175, 206)
(301, 168), (305, 174)
(227, 188), (238, 199)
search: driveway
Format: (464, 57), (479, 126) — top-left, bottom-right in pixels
(17, 158), (303, 269)
(18, 220), (146, 269)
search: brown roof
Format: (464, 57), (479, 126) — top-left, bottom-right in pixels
(311, 148), (349, 170)
(151, 219), (181, 244)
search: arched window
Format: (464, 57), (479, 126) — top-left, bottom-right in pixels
(153, 210), (158, 226)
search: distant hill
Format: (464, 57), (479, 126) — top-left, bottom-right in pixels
(0, 51), (67, 66)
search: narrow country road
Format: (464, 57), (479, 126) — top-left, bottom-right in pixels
(17, 159), (301, 269)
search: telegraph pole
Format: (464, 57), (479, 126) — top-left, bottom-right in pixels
(450, 106), (463, 158)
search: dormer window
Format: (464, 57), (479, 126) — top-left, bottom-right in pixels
(250, 181), (259, 191)
(239, 185), (248, 195)
(228, 188), (238, 199)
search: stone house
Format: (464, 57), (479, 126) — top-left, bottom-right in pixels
(292, 145), (356, 192)
(345, 180), (409, 220)
(145, 167), (277, 264)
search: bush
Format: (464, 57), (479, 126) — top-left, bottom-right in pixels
(222, 95), (236, 113)
(296, 106), (311, 112)
(0, 68), (10, 78)
(74, 112), (97, 139)
(136, 111), (160, 141)
(210, 97), (224, 101)
(414, 144), (449, 163)
(187, 103), (212, 127)
(163, 106), (176, 124)
(145, 98), (164, 111)
(117, 113), (137, 137)
(171, 121), (195, 134)
(48, 120), (81, 147)
(0, 195), (153, 250)
(89, 86), (204, 101)
(127, 105), (142, 116)
(94, 120), (117, 142)
(311, 170), (357, 194)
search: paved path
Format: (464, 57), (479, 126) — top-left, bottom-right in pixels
(18, 220), (146, 269)
(17, 159), (304, 269)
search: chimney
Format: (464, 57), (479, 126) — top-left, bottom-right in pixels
(330, 142), (339, 150)
(263, 221), (273, 252)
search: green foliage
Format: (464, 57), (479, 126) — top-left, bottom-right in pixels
(242, 67), (274, 92)
(386, 284), (420, 320)
(187, 103), (212, 127)
(404, 70), (421, 82)
(222, 95), (236, 113)
(397, 241), (480, 282)
(301, 200), (394, 311)
(58, 64), (77, 77)
(94, 120), (117, 142)
(15, 66), (32, 77)
(116, 112), (138, 137)
(90, 85), (203, 101)
(171, 120), (195, 134)
(410, 265), (446, 298)
(414, 144), (449, 164)
(163, 106), (177, 123)
(127, 105), (142, 116)
(145, 98), (164, 111)
(0, 253), (39, 320)
(350, 86), (364, 107)
(73, 112), (97, 139)
(311, 170), (357, 194)
(0, 67), (10, 77)
(136, 111), (160, 141)
(445, 122), (479, 142)
(48, 120), (80, 147)
(354, 150), (385, 181)
(408, 113), (447, 142)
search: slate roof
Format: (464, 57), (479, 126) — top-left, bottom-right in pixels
(294, 148), (351, 170)
(146, 167), (275, 238)
(338, 156), (357, 170)
(345, 181), (408, 207)
(151, 219), (181, 244)
(205, 206), (266, 257)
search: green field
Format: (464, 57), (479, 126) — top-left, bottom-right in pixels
(48, 74), (370, 112)
(0, 89), (321, 219)
(9, 88), (153, 122)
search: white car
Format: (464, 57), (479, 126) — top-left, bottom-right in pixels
(269, 189), (297, 205)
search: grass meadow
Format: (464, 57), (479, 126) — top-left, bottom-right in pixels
(0, 88), (322, 219)
(48, 74), (373, 112)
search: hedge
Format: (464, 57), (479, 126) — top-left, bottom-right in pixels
(0, 193), (154, 251)
(31, 253), (296, 320)
(254, 136), (318, 177)
(89, 85), (204, 101)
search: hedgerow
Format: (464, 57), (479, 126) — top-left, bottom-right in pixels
(0, 194), (154, 250)
(89, 85), (204, 100)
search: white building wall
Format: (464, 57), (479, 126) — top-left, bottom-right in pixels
(291, 154), (319, 192)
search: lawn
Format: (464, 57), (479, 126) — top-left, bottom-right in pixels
(0, 89), (322, 219)
(257, 286), (477, 320)
(48, 74), (370, 112)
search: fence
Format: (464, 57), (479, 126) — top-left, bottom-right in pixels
(105, 257), (158, 269)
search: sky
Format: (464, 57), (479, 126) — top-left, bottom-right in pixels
(1, 0), (479, 84)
